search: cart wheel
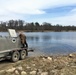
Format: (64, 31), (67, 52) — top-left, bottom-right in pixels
(11, 51), (20, 62)
(20, 50), (26, 60)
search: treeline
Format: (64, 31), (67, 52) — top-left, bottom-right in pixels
(0, 20), (76, 32)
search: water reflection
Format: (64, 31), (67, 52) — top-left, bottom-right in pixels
(42, 35), (51, 41)
(0, 32), (76, 56)
(27, 36), (39, 42)
(25, 32), (76, 56)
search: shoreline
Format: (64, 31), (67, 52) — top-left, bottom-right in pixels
(1, 30), (76, 32)
(0, 53), (76, 75)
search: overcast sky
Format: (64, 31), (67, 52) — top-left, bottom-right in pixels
(0, 0), (76, 25)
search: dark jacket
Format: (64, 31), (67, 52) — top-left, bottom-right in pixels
(19, 33), (26, 44)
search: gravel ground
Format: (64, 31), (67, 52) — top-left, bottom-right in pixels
(0, 53), (76, 75)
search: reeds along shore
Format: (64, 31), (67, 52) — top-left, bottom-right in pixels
(0, 53), (76, 75)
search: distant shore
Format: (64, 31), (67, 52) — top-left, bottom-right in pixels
(0, 30), (76, 32)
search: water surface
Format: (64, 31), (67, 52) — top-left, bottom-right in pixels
(0, 32), (76, 56)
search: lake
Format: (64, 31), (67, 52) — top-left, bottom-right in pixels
(0, 32), (76, 56)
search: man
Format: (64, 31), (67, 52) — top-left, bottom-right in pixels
(19, 32), (28, 48)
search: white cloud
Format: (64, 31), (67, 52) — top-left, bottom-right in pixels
(51, 14), (76, 25)
(1, 0), (76, 14)
(0, 0), (76, 25)
(30, 7), (76, 25)
(51, 8), (76, 25)
(70, 8), (76, 15)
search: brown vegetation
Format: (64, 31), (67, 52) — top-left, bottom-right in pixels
(0, 20), (76, 32)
